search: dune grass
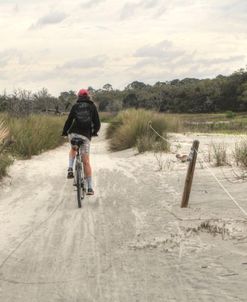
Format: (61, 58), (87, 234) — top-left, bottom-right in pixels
(106, 109), (170, 152)
(106, 111), (247, 137)
(209, 142), (228, 167)
(0, 114), (66, 178)
(0, 118), (12, 178)
(0, 119), (9, 143)
(0, 154), (13, 179)
(234, 139), (247, 168)
(7, 115), (66, 158)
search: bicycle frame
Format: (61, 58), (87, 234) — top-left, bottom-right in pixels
(73, 144), (86, 208)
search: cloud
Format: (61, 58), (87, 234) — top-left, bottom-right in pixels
(132, 40), (246, 80)
(176, 53), (245, 68)
(198, 55), (245, 66)
(22, 55), (108, 85)
(119, 0), (196, 20)
(0, 48), (52, 69)
(134, 40), (184, 60)
(30, 11), (67, 29)
(1, 0), (247, 95)
(57, 55), (107, 70)
(13, 4), (19, 13)
(120, 0), (161, 19)
(0, 49), (18, 67)
(120, 2), (138, 20)
(0, 49), (32, 67)
(142, 0), (160, 9)
(81, 0), (106, 8)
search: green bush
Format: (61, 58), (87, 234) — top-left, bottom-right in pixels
(107, 109), (169, 152)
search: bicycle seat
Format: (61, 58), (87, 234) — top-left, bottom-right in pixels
(71, 137), (85, 147)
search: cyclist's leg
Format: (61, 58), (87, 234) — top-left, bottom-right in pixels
(82, 154), (92, 178)
(83, 154), (94, 194)
(67, 134), (77, 178)
(81, 138), (94, 193)
(69, 147), (77, 168)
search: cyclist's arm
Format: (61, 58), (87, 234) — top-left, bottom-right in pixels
(62, 106), (75, 136)
(92, 104), (101, 134)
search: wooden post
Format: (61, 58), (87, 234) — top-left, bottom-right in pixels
(181, 140), (200, 208)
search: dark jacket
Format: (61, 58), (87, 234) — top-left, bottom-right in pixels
(62, 96), (101, 140)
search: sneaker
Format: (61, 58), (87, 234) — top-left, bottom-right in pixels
(67, 168), (74, 179)
(87, 188), (94, 195)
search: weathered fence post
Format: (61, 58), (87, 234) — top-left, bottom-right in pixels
(181, 140), (200, 208)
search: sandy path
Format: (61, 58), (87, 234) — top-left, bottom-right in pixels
(0, 126), (247, 301)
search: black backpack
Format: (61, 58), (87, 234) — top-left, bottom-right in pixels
(74, 102), (93, 129)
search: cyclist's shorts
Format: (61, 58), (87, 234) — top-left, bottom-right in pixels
(68, 133), (90, 155)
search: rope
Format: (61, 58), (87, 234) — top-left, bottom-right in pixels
(195, 150), (247, 218)
(148, 121), (181, 153)
(149, 122), (247, 219)
(148, 121), (170, 144)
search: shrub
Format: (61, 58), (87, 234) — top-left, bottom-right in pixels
(234, 139), (247, 168)
(107, 109), (169, 152)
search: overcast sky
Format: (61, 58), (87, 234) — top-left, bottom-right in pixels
(0, 0), (246, 95)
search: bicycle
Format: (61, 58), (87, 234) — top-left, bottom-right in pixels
(71, 137), (86, 208)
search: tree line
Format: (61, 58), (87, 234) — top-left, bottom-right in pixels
(1, 68), (247, 116)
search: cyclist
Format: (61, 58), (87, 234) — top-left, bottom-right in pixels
(62, 88), (101, 195)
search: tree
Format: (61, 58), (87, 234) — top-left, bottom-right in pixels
(125, 81), (146, 90)
(102, 83), (113, 91)
(34, 88), (52, 112)
(238, 82), (247, 111)
(0, 92), (8, 112)
(58, 90), (77, 111)
(7, 89), (34, 116)
(123, 93), (138, 108)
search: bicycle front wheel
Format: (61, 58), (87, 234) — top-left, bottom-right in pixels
(76, 166), (82, 208)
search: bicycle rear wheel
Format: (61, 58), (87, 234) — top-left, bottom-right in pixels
(81, 176), (86, 200)
(76, 165), (82, 208)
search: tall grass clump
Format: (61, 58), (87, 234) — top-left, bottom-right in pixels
(209, 142), (228, 166)
(0, 154), (13, 179)
(234, 139), (247, 168)
(0, 119), (9, 143)
(7, 115), (66, 158)
(0, 118), (13, 178)
(107, 109), (169, 153)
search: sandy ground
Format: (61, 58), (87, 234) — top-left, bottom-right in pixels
(0, 125), (247, 302)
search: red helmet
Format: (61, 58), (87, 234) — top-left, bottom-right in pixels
(78, 89), (89, 97)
